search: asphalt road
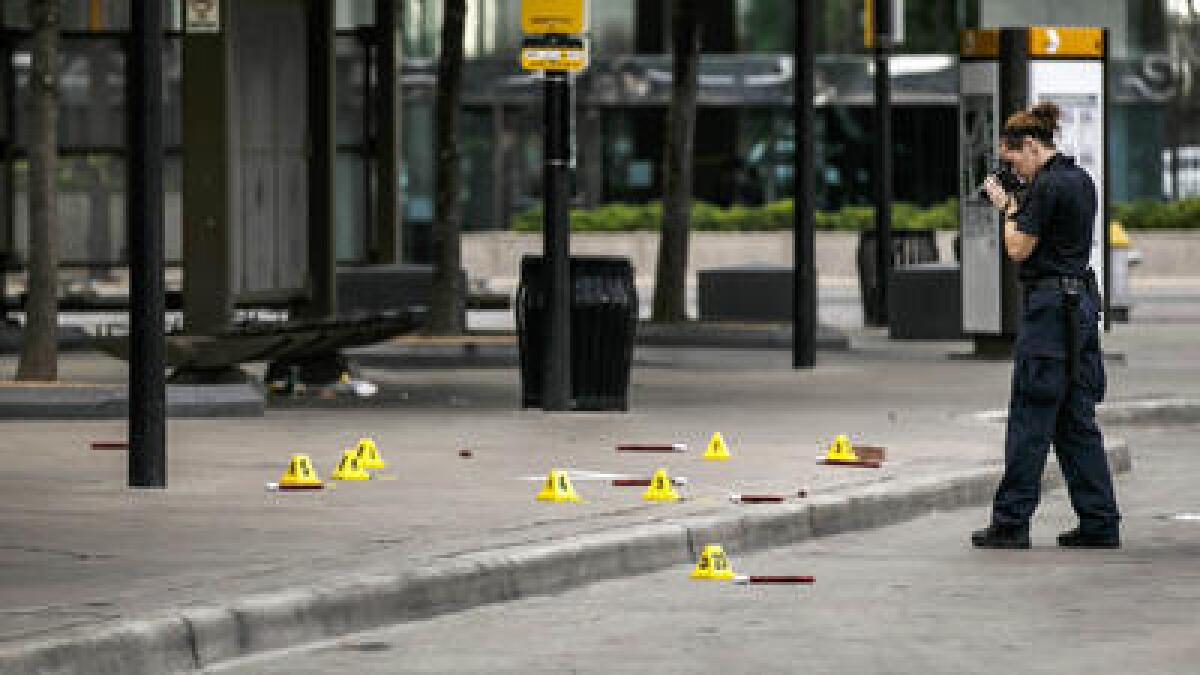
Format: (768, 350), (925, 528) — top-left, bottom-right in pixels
(212, 424), (1200, 675)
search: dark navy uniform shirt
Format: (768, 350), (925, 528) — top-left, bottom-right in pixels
(1012, 153), (1097, 281)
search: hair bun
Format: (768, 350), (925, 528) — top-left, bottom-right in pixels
(1030, 102), (1061, 133)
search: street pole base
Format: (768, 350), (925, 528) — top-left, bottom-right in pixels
(949, 334), (1016, 361)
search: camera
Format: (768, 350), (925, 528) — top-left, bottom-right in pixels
(977, 162), (1023, 199)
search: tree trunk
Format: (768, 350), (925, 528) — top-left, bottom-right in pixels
(17, 0), (60, 381)
(652, 0), (700, 322)
(428, 0), (466, 335)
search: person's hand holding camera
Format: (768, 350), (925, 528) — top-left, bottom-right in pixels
(982, 174), (1018, 217)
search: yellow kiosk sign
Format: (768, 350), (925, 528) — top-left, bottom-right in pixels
(522, 0), (587, 35)
(1029, 27), (1104, 58)
(960, 27), (1103, 59)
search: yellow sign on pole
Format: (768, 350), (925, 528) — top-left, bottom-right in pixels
(521, 46), (588, 72)
(522, 0), (587, 35)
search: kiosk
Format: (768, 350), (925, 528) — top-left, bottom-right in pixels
(959, 27), (1110, 355)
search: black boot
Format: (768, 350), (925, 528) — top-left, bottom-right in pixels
(971, 525), (1030, 549)
(1057, 527), (1120, 549)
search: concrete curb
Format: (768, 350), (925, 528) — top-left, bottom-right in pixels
(347, 323), (852, 371)
(635, 322), (851, 351)
(1095, 398), (1200, 425)
(0, 383), (265, 420)
(969, 398), (1200, 426)
(0, 442), (1131, 675)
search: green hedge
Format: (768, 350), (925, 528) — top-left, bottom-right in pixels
(510, 197), (1200, 232)
(511, 199), (961, 232)
(1112, 198), (1200, 230)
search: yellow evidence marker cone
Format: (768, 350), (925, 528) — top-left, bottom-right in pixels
(702, 431), (732, 461)
(823, 435), (860, 463)
(642, 468), (681, 502)
(690, 544), (736, 580)
(536, 469), (582, 503)
(353, 437), (386, 470)
(330, 449), (372, 481)
(278, 454), (324, 490)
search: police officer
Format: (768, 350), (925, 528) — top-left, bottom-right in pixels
(972, 102), (1121, 549)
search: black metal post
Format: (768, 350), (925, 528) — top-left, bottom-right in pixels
(362, 27), (376, 253)
(1101, 28), (1111, 333)
(543, 71), (572, 411)
(872, 0), (893, 326)
(128, 0), (166, 488)
(374, 0), (401, 264)
(305, 0), (337, 320)
(997, 28), (1026, 343)
(793, 0), (816, 368)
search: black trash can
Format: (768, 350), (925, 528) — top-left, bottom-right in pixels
(857, 228), (939, 326)
(517, 256), (637, 411)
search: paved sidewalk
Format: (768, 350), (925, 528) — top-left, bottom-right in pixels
(0, 321), (1195, 673)
(233, 424), (1198, 675)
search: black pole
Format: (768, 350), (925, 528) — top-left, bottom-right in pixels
(374, 0), (401, 264)
(793, 0), (816, 369)
(1101, 28), (1111, 333)
(305, 0), (337, 320)
(871, 0), (893, 326)
(128, 0), (166, 488)
(543, 70), (572, 411)
(997, 28), (1026, 343)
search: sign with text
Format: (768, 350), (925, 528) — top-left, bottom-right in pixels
(521, 35), (587, 72)
(522, 0), (587, 35)
(521, 47), (588, 72)
(185, 0), (220, 33)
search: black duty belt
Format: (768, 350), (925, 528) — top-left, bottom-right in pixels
(1024, 271), (1097, 385)
(1024, 272), (1097, 296)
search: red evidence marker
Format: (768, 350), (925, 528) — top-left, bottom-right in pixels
(616, 443), (687, 453)
(817, 459), (882, 468)
(267, 483), (325, 492)
(729, 491), (807, 504)
(853, 445), (887, 462)
(612, 477), (688, 487)
(733, 575), (815, 585)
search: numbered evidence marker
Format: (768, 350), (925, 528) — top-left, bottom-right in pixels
(642, 468), (680, 502)
(690, 544), (736, 580)
(536, 469), (583, 503)
(353, 437), (386, 470)
(331, 449), (372, 481)
(818, 434), (881, 468)
(703, 432), (732, 461)
(276, 454), (324, 491)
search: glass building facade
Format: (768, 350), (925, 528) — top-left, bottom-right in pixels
(0, 0), (1194, 269)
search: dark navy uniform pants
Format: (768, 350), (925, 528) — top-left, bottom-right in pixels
(991, 285), (1121, 537)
